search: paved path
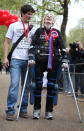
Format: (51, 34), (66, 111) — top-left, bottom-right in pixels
(0, 72), (84, 131)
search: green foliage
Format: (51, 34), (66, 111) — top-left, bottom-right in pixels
(0, 26), (7, 61)
(67, 18), (84, 47)
(0, 0), (25, 11)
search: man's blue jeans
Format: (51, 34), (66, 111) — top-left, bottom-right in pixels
(6, 59), (32, 115)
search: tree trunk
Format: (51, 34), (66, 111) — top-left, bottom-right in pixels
(61, 0), (68, 45)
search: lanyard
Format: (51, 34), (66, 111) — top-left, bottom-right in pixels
(22, 21), (29, 38)
(44, 29), (53, 42)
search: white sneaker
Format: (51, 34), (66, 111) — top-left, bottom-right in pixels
(45, 112), (53, 120)
(33, 109), (40, 119)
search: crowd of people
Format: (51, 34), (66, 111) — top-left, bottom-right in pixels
(61, 41), (84, 97)
(69, 41), (84, 97)
(0, 4), (83, 122)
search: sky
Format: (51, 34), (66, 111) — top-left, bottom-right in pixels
(66, 0), (84, 35)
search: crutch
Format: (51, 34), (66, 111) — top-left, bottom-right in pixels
(67, 63), (82, 123)
(16, 64), (29, 121)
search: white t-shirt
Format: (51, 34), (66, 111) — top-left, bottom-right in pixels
(6, 20), (36, 60)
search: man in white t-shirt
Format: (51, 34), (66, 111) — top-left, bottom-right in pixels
(3, 4), (36, 121)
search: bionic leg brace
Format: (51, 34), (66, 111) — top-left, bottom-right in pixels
(53, 61), (62, 105)
(30, 63), (36, 105)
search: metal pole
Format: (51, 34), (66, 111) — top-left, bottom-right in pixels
(16, 65), (29, 121)
(67, 63), (82, 123)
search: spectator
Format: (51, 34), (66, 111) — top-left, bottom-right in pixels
(69, 41), (84, 97)
(5, 67), (9, 74)
(74, 41), (84, 97)
(0, 58), (3, 74)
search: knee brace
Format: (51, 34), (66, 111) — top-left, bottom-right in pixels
(53, 84), (58, 106)
(47, 82), (58, 106)
(30, 77), (42, 105)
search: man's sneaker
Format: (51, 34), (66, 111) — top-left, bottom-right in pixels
(33, 109), (40, 119)
(19, 112), (28, 118)
(45, 112), (53, 120)
(6, 114), (16, 121)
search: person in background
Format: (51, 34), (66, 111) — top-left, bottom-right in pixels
(0, 58), (3, 74)
(5, 67), (10, 74)
(28, 13), (67, 120)
(3, 4), (36, 121)
(74, 41), (84, 97)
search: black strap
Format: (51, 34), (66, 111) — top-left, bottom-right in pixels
(11, 25), (33, 53)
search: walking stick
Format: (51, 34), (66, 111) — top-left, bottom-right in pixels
(67, 63), (82, 123)
(16, 64), (29, 121)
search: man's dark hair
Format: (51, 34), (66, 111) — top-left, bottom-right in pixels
(21, 4), (35, 15)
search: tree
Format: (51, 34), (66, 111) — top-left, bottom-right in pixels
(60, 0), (69, 44)
(0, 0), (25, 12)
(33, 0), (70, 44)
(67, 17), (84, 47)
